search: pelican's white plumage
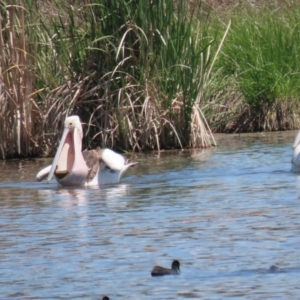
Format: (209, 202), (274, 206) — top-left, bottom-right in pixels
(36, 115), (137, 186)
(292, 129), (300, 172)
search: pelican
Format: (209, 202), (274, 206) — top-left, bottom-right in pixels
(36, 115), (137, 186)
(291, 129), (300, 172)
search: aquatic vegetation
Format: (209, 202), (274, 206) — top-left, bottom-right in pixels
(214, 1), (300, 132)
(2, 0), (300, 158)
(0, 0), (223, 158)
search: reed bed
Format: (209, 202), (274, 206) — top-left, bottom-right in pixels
(0, 0), (42, 158)
(2, 1), (300, 158)
(1, 0), (227, 157)
(33, 0), (227, 151)
(213, 1), (300, 132)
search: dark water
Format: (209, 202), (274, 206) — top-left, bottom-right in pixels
(1, 132), (300, 299)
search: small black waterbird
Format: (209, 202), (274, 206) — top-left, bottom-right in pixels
(269, 265), (280, 273)
(151, 260), (180, 276)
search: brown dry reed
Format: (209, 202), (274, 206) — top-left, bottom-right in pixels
(0, 1), (42, 159)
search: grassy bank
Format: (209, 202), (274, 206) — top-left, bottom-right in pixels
(1, 0), (300, 158)
(211, 0), (300, 132)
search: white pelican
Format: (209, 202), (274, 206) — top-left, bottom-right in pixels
(36, 115), (137, 186)
(292, 129), (300, 172)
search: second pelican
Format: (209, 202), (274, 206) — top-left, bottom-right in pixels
(291, 129), (300, 172)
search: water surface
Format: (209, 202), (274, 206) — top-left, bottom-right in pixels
(1, 132), (300, 299)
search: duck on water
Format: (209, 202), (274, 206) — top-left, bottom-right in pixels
(151, 260), (180, 277)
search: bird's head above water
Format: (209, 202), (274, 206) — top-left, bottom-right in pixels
(171, 260), (180, 273)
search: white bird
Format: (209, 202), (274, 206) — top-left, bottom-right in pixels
(291, 129), (300, 172)
(36, 115), (137, 186)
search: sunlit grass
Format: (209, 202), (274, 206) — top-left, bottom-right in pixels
(33, 0), (224, 153)
(3, 1), (300, 157)
(217, 2), (300, 132)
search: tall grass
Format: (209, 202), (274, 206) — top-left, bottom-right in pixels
(8, 1), (300, 157)
(1, 0), (226, 158)
(216, 2), (300, 132)
(34, 0), (224, 152)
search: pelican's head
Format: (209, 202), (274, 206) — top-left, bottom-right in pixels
(63, 115), (83, 140)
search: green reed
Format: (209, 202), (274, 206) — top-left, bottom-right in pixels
(0, 0), (235, 157)
(33, 0), (224, 152)
(3, 1), (300, 157)
(217, 2), (300, 132)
